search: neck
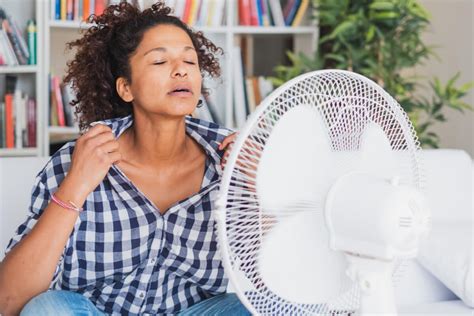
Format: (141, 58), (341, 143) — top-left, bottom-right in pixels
(123, 113), (190, 167)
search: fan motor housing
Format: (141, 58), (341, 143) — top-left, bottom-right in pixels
(325, 172), (429, 260)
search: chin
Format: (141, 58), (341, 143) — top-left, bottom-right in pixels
(169, 101), (197, 117)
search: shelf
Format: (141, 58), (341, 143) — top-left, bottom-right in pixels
(49, 126), (80, 134)
(48, 20), (316, 35)
(49, 126), (80, 144)
(48, 20), (92, 29)
(48, 19), (228, 33)
(230, 26), (316, 34)
(0, 65), (38, 74)
(0, 148), (39, 157)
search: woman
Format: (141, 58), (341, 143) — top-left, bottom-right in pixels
(0, 2), (243, 315)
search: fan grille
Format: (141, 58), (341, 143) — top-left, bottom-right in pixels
(221, 70), (422, 315)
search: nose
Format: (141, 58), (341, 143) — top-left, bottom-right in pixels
(172, 62), (187, 78)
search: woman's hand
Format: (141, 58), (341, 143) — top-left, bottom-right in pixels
(219, 133), (237, 169)
(58, 124), (122, 205)
(219, 132), (260, 189)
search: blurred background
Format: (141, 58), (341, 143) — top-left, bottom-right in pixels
(0, 0), (472, 157)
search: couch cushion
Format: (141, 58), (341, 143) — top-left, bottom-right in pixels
(398, 300), (473, 315)
(420, 149), (472, 223)
(0, 157), (49, 258)
(394, 259), (458, 306)
(418, 222), (473, 307)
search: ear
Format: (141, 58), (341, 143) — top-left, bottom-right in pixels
(116, 77), (134, 103)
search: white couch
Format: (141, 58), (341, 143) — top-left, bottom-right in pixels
(0, 149), (472, 315)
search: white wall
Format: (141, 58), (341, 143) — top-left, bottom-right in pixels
(415, 0), (474, 157)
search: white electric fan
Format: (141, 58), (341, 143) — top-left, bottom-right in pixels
(215, 70), (430, 315)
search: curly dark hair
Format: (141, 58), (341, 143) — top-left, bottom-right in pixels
(64, 1), (223, 132)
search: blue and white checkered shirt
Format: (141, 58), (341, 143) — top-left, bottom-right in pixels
(5, 115), (233, 314)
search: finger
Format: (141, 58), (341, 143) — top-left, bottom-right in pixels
(219, 133), (237, 150)
(85, 123), (113, 138)
(220, 141), (235, 156)
(86, 131), (116, 149)
(100, 140), (120, 154)
(108, 151), (122, 164)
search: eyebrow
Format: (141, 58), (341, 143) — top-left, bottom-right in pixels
(144, 46), (196, 56)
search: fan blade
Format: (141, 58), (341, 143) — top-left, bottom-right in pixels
(359, 122), (397, 177)
(259, 210), (348, 304)
(257, 105), (333, 214)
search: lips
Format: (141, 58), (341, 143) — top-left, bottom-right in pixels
(168, 83), (193, 96)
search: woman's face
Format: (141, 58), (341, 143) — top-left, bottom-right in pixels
(121, 24), (202, 118)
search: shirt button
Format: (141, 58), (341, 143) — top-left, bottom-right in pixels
(139, 292), (145, 298)
(151, 258), (156, 264)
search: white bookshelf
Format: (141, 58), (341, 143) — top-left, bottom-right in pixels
(0, 65), (39, 74)
(7, 0), (317, 156)
(0, 0), (44, 158)
(0, 147), (39, 157)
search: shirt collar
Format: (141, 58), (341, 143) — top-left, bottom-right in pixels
(93, 115), (223, 177)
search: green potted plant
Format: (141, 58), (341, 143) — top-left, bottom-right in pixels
(271, 0), (473, 148)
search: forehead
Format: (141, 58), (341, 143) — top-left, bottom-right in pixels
(139, 24), (195, 52)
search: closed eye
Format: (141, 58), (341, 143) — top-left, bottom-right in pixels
(153, 61), (166, 65)
(185, 61), (197, 65)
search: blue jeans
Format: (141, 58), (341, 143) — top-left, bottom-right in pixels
(20, 290), (251, 315)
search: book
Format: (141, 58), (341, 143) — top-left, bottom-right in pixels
(74, 0), (81, 21)
(66, 0), (74, 20)
(282, 0), (295, 19)
(196, 0), (208, 26)
(54, 0), (61, 20)
(206, 0), (215, 26)
(211, 0), (225, 26)
(95, 0), (106, 16)
(291, 0), (309, 27)
(83, 0), (90, 21)
(188, 0), (200, 26)
(268, 0), (285, 26)
(182, 0), (193, 24)
(27, 98), (36, 147)
(13, 89), (25, 148)
(249, 0), (259, 26)
(3, 19), (27, 64)
(4, 93), (14, 148)
(49, 75), (58, 126)
(26, 20), (36, 65)
(260, 0), (271, 26)
(285, 0), (301, 26)
(233, 46), (248, 128)
(8, 17), (30, 62)
(0, 102), (5, 148)
(78, 0), (84, 21)
(4, 75), (17, 148)
(0, 28), (18, 65)
(255, 0), (263, 26)
(245, 77), (256, 113)
(239, 0), (252, 26)
(89, 0), (96, 17)
(1, 19), (24, 64)
(52, 76), (66, 127)
(252, 76), (262, 106)
(60, 0), (67, 20)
